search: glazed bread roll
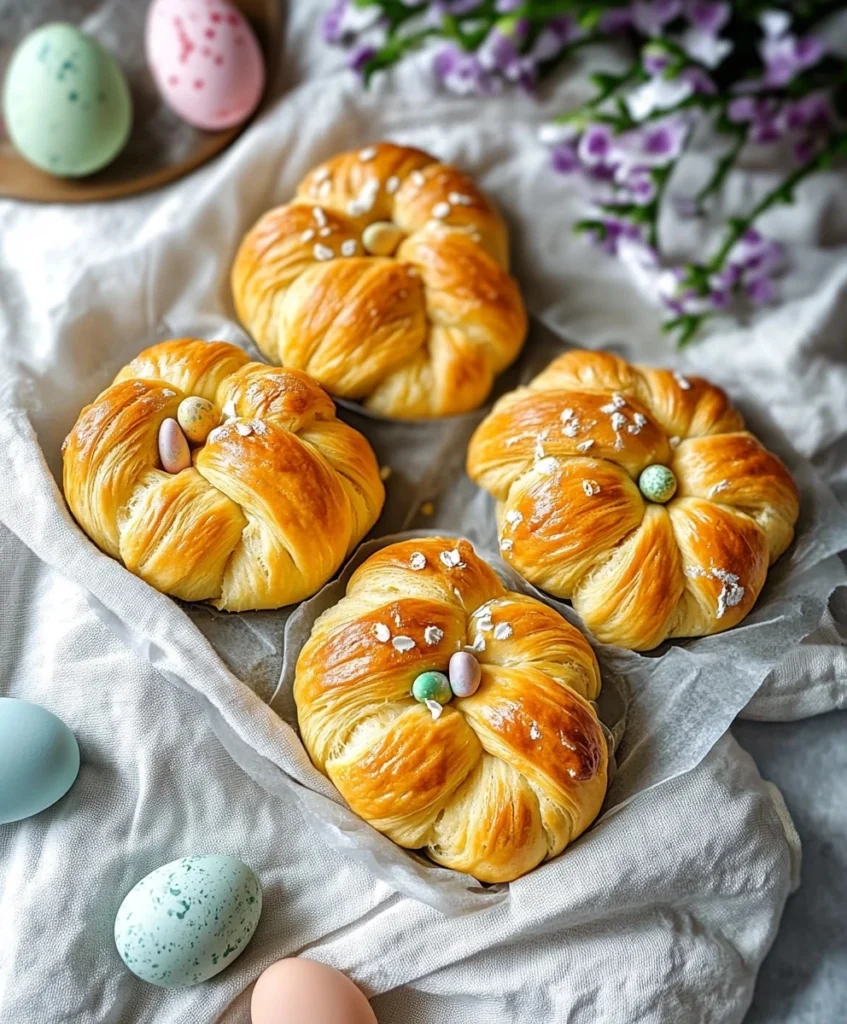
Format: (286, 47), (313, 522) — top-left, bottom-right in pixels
(232, 142), (528, 418)
(467, 350), (800, 651)
(294, 537), (608, 883)
(62, 339), (385, 610)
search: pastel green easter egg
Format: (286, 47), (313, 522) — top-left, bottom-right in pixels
(3, 23), (132, 177)
(411, 671), (452, 705)
(114, 855), (262, 988)
(638, 464), (677, 504)
(0, 698), (80, 824)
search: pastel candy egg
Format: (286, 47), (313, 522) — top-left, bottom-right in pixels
(638, 464), (677, 504)
(0, 698), (80, 824)
(252, 959), (378, 1024)
(411, 671), (452, 705)
(158, 418), (191, 473)
(2, 23), (132, 177)
(177, 396), (219, 445)
(448, 652), (481, 697)
(146, 0), (265, 131)
(114, 854), (262, 987)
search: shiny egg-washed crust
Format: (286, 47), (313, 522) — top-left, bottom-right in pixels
(294, 537), (608, 884)
(232, 142), (528, 419)
(62, 339), (385, 611)
(467, 350), (800, 650)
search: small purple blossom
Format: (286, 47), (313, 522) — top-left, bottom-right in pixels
(551, 143), (581, 174)
(760, 16), (826, 87)
(349, 44), (377, 73)
(632, 0), (683, 37)
(494, 0), (523, 11)
(686, 1), (731, 34)
(746, 276), (778, 305)
(579, 124), (617, 167)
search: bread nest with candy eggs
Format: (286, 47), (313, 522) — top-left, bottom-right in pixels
(467, 349), (799, 651)
(62, 338), (385, 610)
(232, 142), (528, 419)
(293, 537), (608, 884)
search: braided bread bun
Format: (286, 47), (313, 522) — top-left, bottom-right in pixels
(62, 339), (384, 610)
(294, 537), (608, 883)
(467, 350), (800, 651)
(232, 142), (528, 419)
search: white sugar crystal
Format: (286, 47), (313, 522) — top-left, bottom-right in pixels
(534, 435), (547, 461)
(411, 170), (425, 187)
(505, 510), (523, 526)
(713, 568), (744, 618)
(633, 412), (647, 427)
(448, 191), (473, 205)
(425, 698), (443, 720)
(529, 722), (541, 741)
(314, 167), (330, 183)
(669, 435), (681, 447)
(709, 479), (731, 497)
(500, 538), (513, 552)
(610, 412), (627, 432)
(319, 226), (332, 237)
(313, 206), (327, 227)
(582, 479), (601, 497)
(162, 389), (176, 398)
(576, 439), (594, 452)
(536, 457), (559, 475)
(432, 202), (451, 219)
(318, 179), (332, 199)
(467, 634), (486, 653)
(424, 626), (444, 646)
(235, 422), (252, 437)
(374, 623), (390, 642)
(301, 228), (315, 242)
(392, 609), (402, 628)
(674, 372), (692, 390)
(562, 419), (580, 438)
(341, 239), (357, 256)
(410, 552), (427, 571)
(440, 549), (464, 569)
(392, 635), (415, 652)
(493, 622), (513, 641)
(386, 175), (400, 194)
(358, 146), (377, 161)
(313, 244), (334, 261)
(560, 408), (575, 423)
(207, 426), (226, 443)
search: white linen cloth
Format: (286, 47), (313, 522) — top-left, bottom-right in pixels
(1, 2), (846, 1020)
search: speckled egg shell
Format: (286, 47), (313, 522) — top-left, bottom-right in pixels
(2, 23), (132, 177)
(0, 698), (80, 825)
(114, 854), (262, 987)
(145, 0), (265, 131)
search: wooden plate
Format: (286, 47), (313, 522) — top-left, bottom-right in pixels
(0, 0), (282, 203)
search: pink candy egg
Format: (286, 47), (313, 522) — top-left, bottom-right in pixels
(145, 0), (265, 131)
(158, 418), (191, 473)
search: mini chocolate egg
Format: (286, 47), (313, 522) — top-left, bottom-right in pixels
(411, 671), (452, 705)
(158, 418), (191, 473)
(177, 396), (219, 445)
(0, 698), (80, 824)
(114, 854), (262, 987)
(448, 651), (481, 697)
(146, 0), (265, 131)
(638, 464), (677, 504)
(251, 959), (377, 1024)
(2, 23), (132, 177)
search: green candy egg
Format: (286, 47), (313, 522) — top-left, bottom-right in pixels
(412, 671), (452, 705)
(638, 464), (677, 503)
(3, 23), (132, 177)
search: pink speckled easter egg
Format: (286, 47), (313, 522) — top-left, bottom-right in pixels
(146, 0), (265, 131)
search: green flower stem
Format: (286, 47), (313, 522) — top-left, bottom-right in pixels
(695, 126), (748, 211)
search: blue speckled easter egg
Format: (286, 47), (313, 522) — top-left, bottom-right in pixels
(2, 23), (132, 177)
(0, 698), (80, 824)
(114, 855), (262, 987)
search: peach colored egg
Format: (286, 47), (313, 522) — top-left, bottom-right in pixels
(158, 417), (191, 473)
(251, 959), (377, 1024)
(177, 396), (219, 445)
(145, 0), (265, 131)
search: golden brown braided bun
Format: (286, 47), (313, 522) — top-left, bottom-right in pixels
(62, 339), (384, 610)
(467, 350), (799, 651)
(232, 142), (527, 418)
(294, 537), (608, 883)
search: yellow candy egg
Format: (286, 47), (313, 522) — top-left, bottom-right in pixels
(177, 397), (219, 446)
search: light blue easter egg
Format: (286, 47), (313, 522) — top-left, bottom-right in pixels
(0, 698), (80, 825)
(2, 23), (132, 177)
(638, 464), (678, 504)
(114, 855), (262, 987)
